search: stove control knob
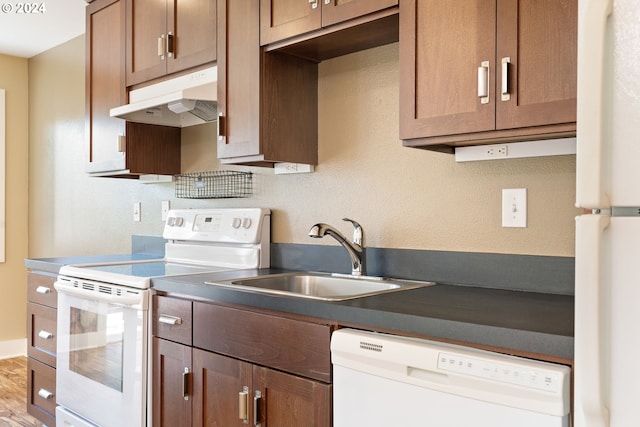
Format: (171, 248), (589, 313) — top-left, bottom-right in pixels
(167, 217), (176, 226)
(232, 217), (242, 229)
(174, 217), (184, 227)
(241, 218), (252, 229)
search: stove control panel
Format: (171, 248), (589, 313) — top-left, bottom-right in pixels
(163, 208), (271, 244)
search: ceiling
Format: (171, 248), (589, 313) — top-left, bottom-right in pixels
(0, 0), (86, 58)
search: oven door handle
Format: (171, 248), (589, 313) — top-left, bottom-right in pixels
(54, 280), (144, 307)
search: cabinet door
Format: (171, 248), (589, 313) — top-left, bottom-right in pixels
(495, 0), (577, 129)
(153, 338), (193, 427)
(86, 0), (127, 173)
(399, 0), (496, 140)
(253, 365), (332, 427)
(217, 0), (261, 160)
(260, 0), (321, 45)
(167, 0), (217, 75)
(192, 349), (252, 427)
(126, 0), (168, 86)
(321, 0), (397, 27)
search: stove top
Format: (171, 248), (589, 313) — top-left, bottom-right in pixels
(58, 208), (271, 289)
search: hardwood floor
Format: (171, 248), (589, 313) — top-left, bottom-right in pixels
(0, 357), (40, 427)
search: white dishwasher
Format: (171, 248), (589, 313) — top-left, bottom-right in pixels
(331, 329), (571, 427)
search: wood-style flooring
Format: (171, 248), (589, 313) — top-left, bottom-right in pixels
(0, 357), (40, 427)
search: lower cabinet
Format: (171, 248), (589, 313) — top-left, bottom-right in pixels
(153, 296), (334, 427)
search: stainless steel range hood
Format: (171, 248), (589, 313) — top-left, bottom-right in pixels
(110, 66), (217, 127)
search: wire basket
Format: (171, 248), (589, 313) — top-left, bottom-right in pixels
(174, 171), (253, 199)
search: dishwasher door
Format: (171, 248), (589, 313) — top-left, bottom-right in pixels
(331, 329), (571, 427)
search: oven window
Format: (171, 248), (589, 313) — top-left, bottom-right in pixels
(69, 306), (124, 392)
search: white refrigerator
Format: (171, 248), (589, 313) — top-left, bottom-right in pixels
(575, 0), (640, 426)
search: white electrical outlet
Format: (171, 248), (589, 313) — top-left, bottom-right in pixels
(133, 202), (141, 222)
(274, 163), (314, 175)
(501, 188), (527, 228)
(161, 201), (170, 221)
(486, 145), (508, 158)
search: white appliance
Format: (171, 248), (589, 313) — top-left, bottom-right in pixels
(575, 1), (640, 426)
(331, 329), (571, 427)
(54, 208), (270, 427)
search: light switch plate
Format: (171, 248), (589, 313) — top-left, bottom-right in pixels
(502, 188), (527, 228)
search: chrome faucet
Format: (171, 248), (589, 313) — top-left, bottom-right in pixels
(308, 218), (365, 276)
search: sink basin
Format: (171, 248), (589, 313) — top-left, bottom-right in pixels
(205, 272), (434, 301)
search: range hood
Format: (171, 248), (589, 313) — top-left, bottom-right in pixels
(110, 66), (217, 127)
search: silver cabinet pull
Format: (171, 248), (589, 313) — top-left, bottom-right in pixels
(158, 34), (166, 59)
(501, 57), (511, 101)
(38, 388), (54, 400)
(158, 315), (182, 325)
(167, 32), (174, 58)
(117, 134), (126, 153)
(477, 61), (490, 104)
(217, 112), (226, 143)
(253, 390), (262, 427)
(182, 367), (190, 401)
(309, 0), (318, 9)
(324, 0), (331, 4)
(239, 386), (249, 423)
(35, 286), (51, 294)
(38, 330), (54, 340)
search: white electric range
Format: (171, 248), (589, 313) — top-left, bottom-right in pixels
(54, 208), (270, 427)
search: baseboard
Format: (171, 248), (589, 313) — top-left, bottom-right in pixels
(0, 338), (27, 359)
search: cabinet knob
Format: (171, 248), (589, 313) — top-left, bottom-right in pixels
(38, 388), (54, 400)
(309, 0), (318, 9)
(38, 330), (54, 340)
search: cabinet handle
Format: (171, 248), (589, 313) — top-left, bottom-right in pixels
(38, 388), (54, 400)
(253, 390), (262, 427)
(324, 0), (331, 4)
(158, 315), (182, 325)
(239, 386), (249, 423)
(35, 286), (51, 294)
(477, 61), (490, 104)
(158, 34), (166, 59)
(182, 367), (190, 401)
(117, 134), (126, 153)
(309, 0), (318, 9)
(217, 112), (226, 143)
(38, 330), (54, 340)
(167, 32), (174, 58)
(501, 57), (511, 101)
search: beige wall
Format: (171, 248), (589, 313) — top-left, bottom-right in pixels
(0, 53), (29, 344)
(19, 37), (577, 348)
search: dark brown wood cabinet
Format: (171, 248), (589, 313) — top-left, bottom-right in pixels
(400, 0), (577, 151)
(216, 0), (318, 166)
(260, 0), (398, 45)
(26, 272), (58, 427)
(152, 296), (333, 426)
(126, 0), (217, 86)
(86, 0), (182, 177)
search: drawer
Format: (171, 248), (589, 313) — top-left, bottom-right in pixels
(27, 302), (57, 367)
(153, 295), (192, 346)
(27, 358), (57, 427)
(193, 302), (332, 383)
(27, 272), (58, 308)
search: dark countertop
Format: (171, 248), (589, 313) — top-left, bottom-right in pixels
(151, 268), (574, 360)
(25, 256), (574, 360)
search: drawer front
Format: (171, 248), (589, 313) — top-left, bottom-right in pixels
(27, 303), (57, 367)
(193, 302), (332, 383)
(27, 358), (57, 427)
(27, 272), (58, 308)
(153, 296), (193, 346)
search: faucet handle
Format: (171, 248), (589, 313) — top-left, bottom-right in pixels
(342, 218), (363, 247)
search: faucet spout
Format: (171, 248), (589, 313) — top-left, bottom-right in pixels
(308, 218), (365, 276)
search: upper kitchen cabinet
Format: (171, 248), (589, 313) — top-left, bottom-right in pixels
(400, 0), (577, 152)
(126, 0), (217, 87)
(87, 0), (181, 177)
(260, 0), (398, 45)
(217, 0), (318, 166)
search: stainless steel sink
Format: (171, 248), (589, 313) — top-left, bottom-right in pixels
(205, 272), (434, 301)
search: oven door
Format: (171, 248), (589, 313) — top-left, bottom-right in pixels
(55, 277), (150, 427)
